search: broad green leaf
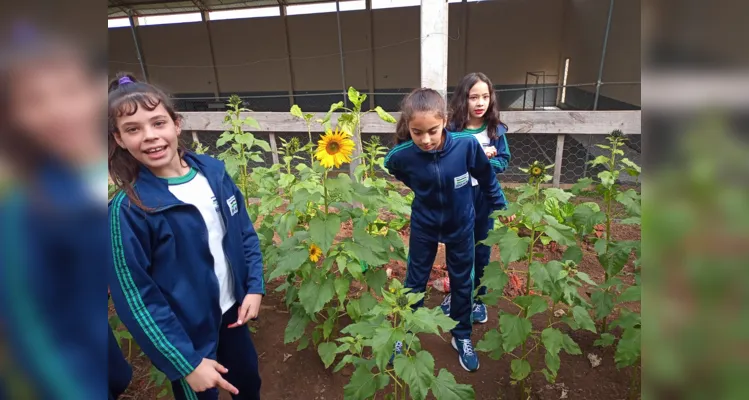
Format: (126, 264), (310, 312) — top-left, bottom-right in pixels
(594, 238), (607, 255)
(216, 133), (234, 148)
(610, 309), (641, 331)
(498, 228), (531, 265)
(334, 354), (355, 373)
(278, 213), (299, 238)
(326, 174), (354, 203)
(618, 285), (641, 303)
(542, 328), (564, 356)
(513, 295), (548, 318)
(347, 87), (361, 106)
(476, 329), (504, 360)
(542, 215), (577, 246)
(543, 188), (574, 203)
(323, 312), (336, 340)
(571, 177), (594, 194)
(347, 242), (388, 267)
(340, 315), (385, 337)
(318, 342), (338, 368)
(615, 326), (641, 368)
(561, 333), (582, 355)
(268, 248), (309, 281)
(372, 327), (406, 371)
(480, 262), (508, 293)
(563, 246), (583, 264)
(430, 369), (475, 400)
(290, 104), (303, 118)
(364, 268), (388, 296)
(374, 106), (397, 123)
(335, 276), (351, 304)
(510, 359), (532, 381)
(598, 171), (615, 188)
(575, 271), (598, 286)
(346, 299), (361, 321)
(409, 307), (457, 335)
(620, 216), (641, 225)
(572, 306), (597, 333)
(299, 274), (335, 314)
(284, 305), (310, 344)
(393, 351), (435, 400)
(599, 240), (637, 277)
(358, 292), (378, 315)
(615, 189), (641, 217)
(620, 158), (641, 176)
(594, 333), (616, 347)
(499, 312), (532, 353)
(544, 352), (560, 382)
(297, 335), (310, 351)
(523, 202), (546, 225)
(324, 101), (344, 123)
(254, 139), (272, 152)
(343, 365), (389, 400)
(309, 214), (341, 254)
(589, 155), (610, 167)
(571, 204), (605, 236)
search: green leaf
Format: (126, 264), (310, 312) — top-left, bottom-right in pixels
(216, 133), (234, 148)
(571, 306), (597, 333)
(544, 352), (560, 382)
(278, 213), (299, 237)
(541, 328), (564, 356)
(372, 327), (406, 371)
(480, 262), (508, 294)
(513, 295), (548, 318)
(497, 228), (531, 266)
(542, 215), (576, 246)
(309, 214), (341, 254)
(563, 246), (583, 264)
(571, 177), (594, 194)
(358, 292), (378, 315)
(620, 158), (641, 176)
(284, 305), (310, 344)
(561, 333), (582, 355)
(347, 87), (361, 106)
(430, 369), (475, 400)
(598, 240), (637, 277)
(347, 242), (388, 267)
(393, 351), (435, 400)
(598, 171), (615, 188)
(510, 359), (532, 381)
(297, 335), (310, 351)
(343, 364), (389, 400)
(340, 315), (385, 337)
(589, 155), (610, 167)
(543, 188), (574, 203)
(594, 333), (616, 347)
(335, 276), (351, 304)
(254, 139), (272, 152)
(268, 248), (309, 281)
(333, 354), (355, 373)
(364, 268), (388, 296)
(575, 271), (597, 286)
(571, 204), (605, 236)
(522, 202), (546, 225)
(499, 312), (532, 353)
(615, 326), (641, 368)
(409, 307), (457, 335)
(476, 329), (504, 360)
(620, 216), (641, 225)
(374, 106), (397, 123)
(318, 342), (338, 369)
(298, 274), (335, 314)
(615, 189), (641, 217)
(326, 173), (354, 203)
(290, 104), (303, 118)
(618, 285), (641, 303)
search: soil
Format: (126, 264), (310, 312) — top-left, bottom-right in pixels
(119, 218), (640, 400)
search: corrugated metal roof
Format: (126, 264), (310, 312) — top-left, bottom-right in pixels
(108, 0), (331, 17)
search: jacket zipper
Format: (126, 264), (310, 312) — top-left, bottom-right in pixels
(434, 153), (444, 242)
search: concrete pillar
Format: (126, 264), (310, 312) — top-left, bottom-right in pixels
(420, 0), (449, 98)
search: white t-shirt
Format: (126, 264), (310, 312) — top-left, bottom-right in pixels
(168, 168), (236, 313)
(466, 124), (491, 186)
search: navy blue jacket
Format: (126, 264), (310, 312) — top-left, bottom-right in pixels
(384, 131), (506, 242)
(108, 152), (265, 381)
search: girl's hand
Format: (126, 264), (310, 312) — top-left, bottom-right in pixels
(185, 358), (239, 395)
(228, 294), (263, 328)
(484, 146), (497, 158)
(499, 214), (516, 224)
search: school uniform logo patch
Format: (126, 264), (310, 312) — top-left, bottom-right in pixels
(454, 172), (469, 189)
(227, 195), (239, 216)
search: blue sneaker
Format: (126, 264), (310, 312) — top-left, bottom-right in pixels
(440, 294), (451, 315)
(451, 337), (479, 372)
(389, 340), (403, 365)
(472, 299), (488, 324)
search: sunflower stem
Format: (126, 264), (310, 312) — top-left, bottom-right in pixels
(323, 170), (329, 215)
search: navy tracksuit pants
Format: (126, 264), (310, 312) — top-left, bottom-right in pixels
(472, 185), (495, 298)
(171, 303), (262, 400)
(406, 230), (475, 339)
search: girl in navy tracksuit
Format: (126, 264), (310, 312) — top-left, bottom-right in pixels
(384, 88), (506, 372)
(107, 74), (263, 400)
(441, 72), (511, 325)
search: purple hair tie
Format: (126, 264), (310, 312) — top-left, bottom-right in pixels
(118, 76), (134, 85)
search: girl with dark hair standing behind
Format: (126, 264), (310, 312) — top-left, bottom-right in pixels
(385, 88), (506, 372)
(107, 73), (263, 400)
(442, 72), (512, 325)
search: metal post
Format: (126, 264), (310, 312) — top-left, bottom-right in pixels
(128, 11), (148, 82)
(593, 0), (615, 110)
(335, 1), (347, 107)
(553, 134), (565, 188)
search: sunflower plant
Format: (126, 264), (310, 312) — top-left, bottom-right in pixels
(475, 161), (598, 399)
(571, 130), (641, 368)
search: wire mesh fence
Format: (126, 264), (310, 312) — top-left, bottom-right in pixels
(187, 130), (642, 186)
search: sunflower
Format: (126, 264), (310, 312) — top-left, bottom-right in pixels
(315, 128), (355, 169)
(309, 244), (323, 263)
(528, 161), (545, 178)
